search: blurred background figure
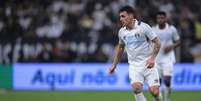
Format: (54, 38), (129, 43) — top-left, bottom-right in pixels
(0, 0), (200, 64)
(152, 11), (180, 101)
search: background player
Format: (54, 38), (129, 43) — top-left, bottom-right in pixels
(108, 6), (162, 101)
(152, 11), (181, 101)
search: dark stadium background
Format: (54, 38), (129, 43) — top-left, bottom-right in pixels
(0, 0), (201, 101)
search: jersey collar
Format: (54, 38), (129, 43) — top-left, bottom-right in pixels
(134, 19), (138, 29)
(157, 23), (169, 30)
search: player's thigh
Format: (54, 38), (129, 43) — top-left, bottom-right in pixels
(164, 76), (172, 86)
(129, 67), (144, 85)
(145, 67), (160, 87)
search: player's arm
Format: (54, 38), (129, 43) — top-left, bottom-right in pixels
(164, 40), (180, 54)
(144, 23), (161, 68)
(144, 23), (161, 58)
(108, 43), (125, 74)
(146, 37), (161, 68)
(152, 37), (161, 58)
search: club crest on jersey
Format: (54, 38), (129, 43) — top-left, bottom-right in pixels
(135, 33), (140, 38)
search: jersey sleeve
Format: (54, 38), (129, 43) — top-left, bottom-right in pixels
(144, 23), (158, 40)
(171, 26), (180, 41)
(118, 29), (125, 45)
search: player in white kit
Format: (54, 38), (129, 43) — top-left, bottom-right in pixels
(108, 6), (162, 101)
(152, 11), (180, 101)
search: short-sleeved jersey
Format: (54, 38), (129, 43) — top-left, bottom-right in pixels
(118, 20), (157, 69)
(152, 23), (180, 63)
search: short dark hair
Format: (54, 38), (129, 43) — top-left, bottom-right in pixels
(119, 6), (136, 17)
(156, 11), (166, 17)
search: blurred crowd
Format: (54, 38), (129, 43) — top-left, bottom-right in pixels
(0, 0), (201, 64)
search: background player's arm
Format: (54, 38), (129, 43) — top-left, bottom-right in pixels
(164, 40), (180, 54)
(108, 44), (125, 74)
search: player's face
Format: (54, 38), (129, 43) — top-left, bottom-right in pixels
(157, 15), (166, 25)
(119, 11), (133, 27)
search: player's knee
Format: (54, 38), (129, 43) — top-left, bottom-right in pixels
(149, 87), (159, 97)
(164, 80), (171, 87)
(132, 83), (143, 94)
(164, 77), (171, 87)
(151, 89), (159, 97)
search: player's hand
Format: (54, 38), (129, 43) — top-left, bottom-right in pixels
(164, 45), (173, 54)
(146, 56), (155, 68)
(108, 65), (116, 74)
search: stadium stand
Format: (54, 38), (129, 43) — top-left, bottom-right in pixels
(0, 0), (200, 63)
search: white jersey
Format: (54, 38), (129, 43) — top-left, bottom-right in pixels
(118, 20), (157, 69)
(152, 23), (180, 63)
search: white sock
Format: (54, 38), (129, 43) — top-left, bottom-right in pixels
(164, 86), (171, 101)
(134, 92), (147, 101)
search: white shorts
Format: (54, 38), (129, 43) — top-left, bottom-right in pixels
(156, 62), (174, 77)
(129, 65), (160, 87)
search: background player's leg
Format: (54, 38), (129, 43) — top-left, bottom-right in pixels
(163, 63), (173, 101)
(164, 76), (171, 101)
(131, 82), (147, 101)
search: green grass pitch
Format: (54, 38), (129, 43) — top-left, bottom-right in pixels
(0, 91), (201, 101)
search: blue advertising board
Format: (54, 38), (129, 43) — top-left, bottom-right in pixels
(13, 63), (201, 90)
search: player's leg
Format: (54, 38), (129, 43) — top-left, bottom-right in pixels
(163, 63), (173, 101)
(131, 82), (147, 101)
(129, 67), (147, 101)
(145, 67), (162, 101)
(149, 85), (161, 101)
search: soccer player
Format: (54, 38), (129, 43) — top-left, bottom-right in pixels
(152, 11), (180, 101)
(108, 6), (161, 101)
